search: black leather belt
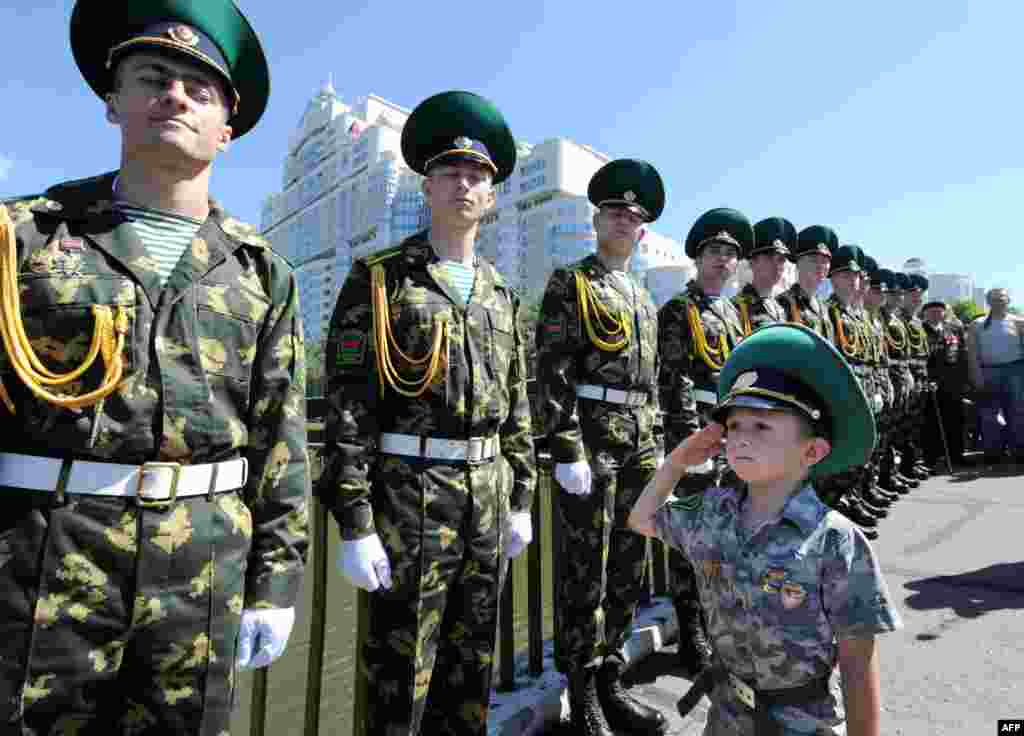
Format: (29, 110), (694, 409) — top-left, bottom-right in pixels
(677, 663), (831, 735)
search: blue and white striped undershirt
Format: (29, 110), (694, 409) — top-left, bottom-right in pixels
(114, 202), (203, 286)
(438, 261), (476, 305)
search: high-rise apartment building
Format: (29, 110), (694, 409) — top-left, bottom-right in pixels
(261, 86), (688, 343)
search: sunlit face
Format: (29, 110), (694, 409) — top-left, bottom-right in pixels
(422, 160), (495, 227)
(923, 306), (945, 325)
(865, 287), (884, 309)
(593, 205), (645, 259)
(907, 290), (923, 311)
(750, 252), (788, 286)
(797, 252), (831, 284)
(987, 288), (1011, 311)
(106, 52), (233, 166)
(724, 407), (826, 485)
(696, 242), (739, 283)
(830, 270), (861, 302)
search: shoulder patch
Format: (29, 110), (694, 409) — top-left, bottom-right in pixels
(335, 329), (368, 367)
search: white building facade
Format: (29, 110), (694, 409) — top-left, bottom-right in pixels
(261, 87), (688, 343)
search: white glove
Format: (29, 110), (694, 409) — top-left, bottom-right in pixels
(337, 535), (393, 591)
(503, 511), (533, 560)
(555, 461), (592, 496)
(236, 607), (296, 670)
(873, 393), (884, 413)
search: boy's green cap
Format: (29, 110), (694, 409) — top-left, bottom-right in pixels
(714, 323), (876, 478)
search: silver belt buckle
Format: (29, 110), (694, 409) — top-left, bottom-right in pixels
(468, 437), (484, 462)
(425, 438), (465, 461)
(728, 673), (756, 709)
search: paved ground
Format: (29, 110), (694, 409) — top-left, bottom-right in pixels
(543, 458), (1024, 734)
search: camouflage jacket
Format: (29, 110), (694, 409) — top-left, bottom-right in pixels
(658, 280), (743, 451)
(2, 172), (309, 609)
(319, 230), (536, 540)
(732, 283), (785, 337)
(655, 483), (902, 734)
(924, 321), (968, 387)
(535, 255), (660, 464)
(775, 283), (835, 342)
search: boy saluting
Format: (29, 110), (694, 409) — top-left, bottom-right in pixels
(629, 324), (901, 736)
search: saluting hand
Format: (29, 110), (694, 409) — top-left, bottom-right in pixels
(666, 423), (725, 471)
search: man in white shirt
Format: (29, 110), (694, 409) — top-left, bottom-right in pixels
(966, 288), (1024, 463)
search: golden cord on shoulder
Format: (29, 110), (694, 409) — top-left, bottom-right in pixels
(831, 304), (862, 358)
(736, 295), (753, 337)
(0, 204), (129, 414)
(370, 263), (448, 398)
(687, 301), (729, 370)
(574, 271), (631, 351)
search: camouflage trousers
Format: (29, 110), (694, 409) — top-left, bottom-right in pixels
(0, 492), (252, 735)
(554, 417), (656, 674)
(361, 456), (505, 736)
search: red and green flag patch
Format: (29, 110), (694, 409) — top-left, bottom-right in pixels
(336, 329), (367, 367)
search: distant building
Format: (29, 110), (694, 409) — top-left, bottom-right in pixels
(928, 272), (975, 305)
(261, 85), (687, 342)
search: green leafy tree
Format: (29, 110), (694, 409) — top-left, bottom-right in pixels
(951, 298), (985, 324)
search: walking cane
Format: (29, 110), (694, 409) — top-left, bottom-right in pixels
(930, 384), (954, 474)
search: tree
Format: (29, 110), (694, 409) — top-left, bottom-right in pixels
(951, 298), (984, 325)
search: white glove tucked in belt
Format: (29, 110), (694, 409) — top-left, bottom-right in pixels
(873, 393), (885, 413)
(555, 460), (592, 496)
(236, 607), (296, 670)
(337, 535), (393, 591)
(503, 511), (533, 560)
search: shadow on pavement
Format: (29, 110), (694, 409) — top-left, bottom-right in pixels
(904, 562), (1024, 620)
(622, 650), (697, 688)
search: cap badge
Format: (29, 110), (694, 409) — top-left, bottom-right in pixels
(454, 136), (473, 150)
(167, 25), (199, 47)
(623, 190), (636, 202)
(734, 371), (759, 391)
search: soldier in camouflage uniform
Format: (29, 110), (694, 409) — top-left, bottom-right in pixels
(630, 323), (902, 736)
(536, 160), (668, 736)
(318, 92), (536, 736)
(657, 208), (751, 675)
(862, 260), (906, 510)
(877, 271), (920, 494)
(897, 274), (933, 481)
(774, 225), (837, 343)
(732, 218), (794, 337)
(922, 300), (968, 468)
(821, 246), (884, 539)
(0, 3), (309, 733)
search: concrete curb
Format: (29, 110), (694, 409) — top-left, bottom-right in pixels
(487, 597), (678, 736)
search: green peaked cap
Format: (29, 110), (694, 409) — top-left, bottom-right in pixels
(587, 159), (665, 222)
(71, 0), (269, 138)
(685, 207), (754, 259)
(401, 91), (517, 184)
(750, 217), (797, 259)
(793, 225), (838, 262)
(830, 244), (864, 276)
(715, 323), (876, 479)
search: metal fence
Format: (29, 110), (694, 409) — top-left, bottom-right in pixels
(239, 397), (672, 736)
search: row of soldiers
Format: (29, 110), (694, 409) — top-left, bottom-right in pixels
(532, 162), (964, 733)
(319, 88), (965, 736)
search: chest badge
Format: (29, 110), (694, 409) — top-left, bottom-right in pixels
(780, 581), (807, 609)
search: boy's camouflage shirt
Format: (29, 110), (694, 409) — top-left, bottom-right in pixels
(655, 483), (902, 734)
(2, 172), (309, 609)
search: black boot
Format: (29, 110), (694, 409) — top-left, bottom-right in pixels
(674, 597), (712, 676)
(844, 501), (879, 527)
(597, 656), (668, 735)
(568, 667), (616, 736)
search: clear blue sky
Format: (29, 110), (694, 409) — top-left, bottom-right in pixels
(2, 1), (1022, 293)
